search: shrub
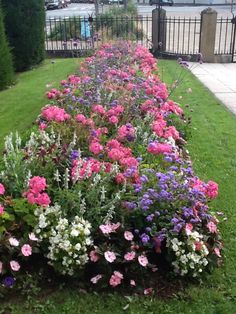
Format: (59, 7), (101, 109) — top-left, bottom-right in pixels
(0, 5), (14, 91)
(2, 0), (45, 72)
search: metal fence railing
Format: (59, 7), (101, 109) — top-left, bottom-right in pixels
(215, 17), (234, 55)
(160, 17), (201, 55)
(45, 16), (152, 55)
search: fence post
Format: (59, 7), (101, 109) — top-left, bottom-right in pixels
(152, 8), (166, 55)
(199, 7), (217, 62)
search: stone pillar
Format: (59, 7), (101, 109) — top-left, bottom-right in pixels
(199, 7), (217, 62)
(152, 8), (166, 54)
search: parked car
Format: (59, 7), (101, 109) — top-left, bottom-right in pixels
(149, 0), (173, 6)
(46, 0), (67, 9)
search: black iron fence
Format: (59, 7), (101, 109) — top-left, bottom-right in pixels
(45, 16), (152, 56)
(159, 17), (201, 55)
(45, 15), (236, 61)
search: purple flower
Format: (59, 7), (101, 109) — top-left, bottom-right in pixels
(3, 277), (15, 287)
(70, 150), (79, 160)
(141, 233), (150, 244)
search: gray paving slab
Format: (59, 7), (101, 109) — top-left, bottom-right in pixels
(189, 63), (236, 115)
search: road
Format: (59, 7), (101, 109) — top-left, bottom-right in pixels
(46, 3), (235, 18)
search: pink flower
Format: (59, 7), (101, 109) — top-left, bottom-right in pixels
(104, 251), (116, 263)
(124, 231), (134, 241)
(214, 247), (221, 257)
(29, 233), (38, 241)
(35, 193), (51, 206)
(109, 116), (119, 124)
(109, 271), (123, 287)
(205, 181), (218, 199)
(89, 250), (100, 262)
(147, 141), (172, 155)
(0, 183), (5, 195)
(10, 260), (20, 272)
(9, 237), (19, 247)
(185, 223), (193, 235)
(75, 114), (87, 124)
(90, 274), (103, 284)
(39, 122), (47, 130)
(29, 176), (47, 193)
(144, 288), (153, 295)
(92, 105), (106, 115)
(21, 244), (32, 257)
(124, 251), (136, 261)
(89, 141), (103, 155)
(99, 224), (112, 234)
(138, 255), (148, 267)
(0, 261), (3, 274)
(41, 106), (69, 122)
(207, 221), (217, 233)
(130, 280), (136, 286)
(115, 173), (126, 184)
(0, 205), (4, 215)
(194, 242), (203, 251)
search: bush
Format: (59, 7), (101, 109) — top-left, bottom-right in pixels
(0, 5), (14, 91)
(2, 0), (45, 72)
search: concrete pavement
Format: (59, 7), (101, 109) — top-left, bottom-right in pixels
(189, 63), (236, 115)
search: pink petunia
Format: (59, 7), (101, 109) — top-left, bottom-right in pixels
(89, 250), (100, 262)
(90, 274), (103, 284)
(138, 255), (148, 267)
(9, 237), (19, 247)
(124, 251), (136, 261)
(10, 260), (20, 272)
(104, 251), (116, 263)
(21, 244), (32, 257)
(0, 261), (3, 274)
(0, 183), (5, 195)
(29, 233), (39, 241)
(124, 231), (134, 241)
(185, 223), (193, 235)
(214, 247), (221, 257)
(207, 221), (217, 233)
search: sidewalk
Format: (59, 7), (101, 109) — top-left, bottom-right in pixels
(189, 63), (236, 115)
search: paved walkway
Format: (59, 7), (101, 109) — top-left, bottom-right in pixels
(189, 63), (236, 116)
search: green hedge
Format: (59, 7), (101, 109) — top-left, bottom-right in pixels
(0, 4), (14, 90)
(2, 0), (45, 72)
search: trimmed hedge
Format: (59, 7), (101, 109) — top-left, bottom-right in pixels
(2, 0), (45, 72)
(0, 4), (14, 90)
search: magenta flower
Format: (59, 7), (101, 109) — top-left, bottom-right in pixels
(0, 183), (5, 195)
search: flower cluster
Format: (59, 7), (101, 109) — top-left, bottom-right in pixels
(0, 42), (223, 293)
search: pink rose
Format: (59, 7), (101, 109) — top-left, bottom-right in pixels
(138, 255), (148, 267)
(10, 260), (20, 272)
(124, 231), (134, 241)
(9, 237), (19, 247)
(124, 252), (136, 261)
(90, 274), (103, 284)
(0, 205), (4, 215)
(104, 251), (116, 263)
(89, 250), (100, 262)
(0, 183), (5, 195)
(21, 244), (32, 257)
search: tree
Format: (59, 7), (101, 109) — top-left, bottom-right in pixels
(0, 4), (14, 90)
(2, 0), (45, 72)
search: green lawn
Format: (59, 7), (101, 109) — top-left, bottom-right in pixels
(1, 59), (236, 314)
(0, 58), (79, 148)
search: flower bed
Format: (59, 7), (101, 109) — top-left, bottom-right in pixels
(0, 42), (223, 294)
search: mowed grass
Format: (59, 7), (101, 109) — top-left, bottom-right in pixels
(1, 59), (236, 314)
(0, 58), (79, 147)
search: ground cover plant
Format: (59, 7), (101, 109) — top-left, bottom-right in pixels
(0, 42), (224, 307)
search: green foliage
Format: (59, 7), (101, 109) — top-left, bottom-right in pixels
(0, 5), (14, 90)
(2, 0), (45, 72)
